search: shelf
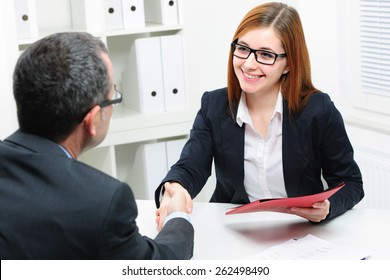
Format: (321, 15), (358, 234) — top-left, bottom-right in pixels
(97, 105), (195, 146)
(17, 23), (183, 46)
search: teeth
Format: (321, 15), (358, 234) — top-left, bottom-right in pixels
(244, 72), (261, 79)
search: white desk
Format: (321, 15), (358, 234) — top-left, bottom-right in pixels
(136, 200), (390, 260)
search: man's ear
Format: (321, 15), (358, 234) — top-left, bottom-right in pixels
(83, 106), (101, 137)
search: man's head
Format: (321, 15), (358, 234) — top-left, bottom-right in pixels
(13, 32), (112, 142)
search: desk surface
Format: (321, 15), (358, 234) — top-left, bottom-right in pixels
(136, 200), (390, 260)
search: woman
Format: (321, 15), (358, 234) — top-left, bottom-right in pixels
(156, 2), (363, 225)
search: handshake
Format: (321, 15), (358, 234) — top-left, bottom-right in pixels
(155, 182), (193, 231)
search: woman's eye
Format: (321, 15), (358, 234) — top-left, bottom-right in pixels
(259, 51), (275, 59)
(237, 46), (249, 53)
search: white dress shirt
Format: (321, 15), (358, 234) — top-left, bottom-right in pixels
(236, 91), (287, 202)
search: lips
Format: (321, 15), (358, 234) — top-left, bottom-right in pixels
(243, 70), (264, 80)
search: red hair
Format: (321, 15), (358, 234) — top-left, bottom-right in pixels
(227, 2), (317, 116)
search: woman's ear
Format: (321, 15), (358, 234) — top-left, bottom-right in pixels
(283, 67), (290, 74)
(83, 105), (101, 137)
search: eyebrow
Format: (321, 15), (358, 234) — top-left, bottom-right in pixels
(237, 40), (278, 53)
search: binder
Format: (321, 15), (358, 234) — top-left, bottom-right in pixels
(125, 142), (168, 200)
(14, 0), (39, 39)
(70, 0), (105, 33)
(142, 142), (168, 199)
(104, 0), (124, 30)
(124, 139), (186, 199)
(166, 138), (187, 168)
(121, 0), (145, 29)
(144, 0), (179, 25)
(122, 36), (165, 113)
(160, 35), (187, 112)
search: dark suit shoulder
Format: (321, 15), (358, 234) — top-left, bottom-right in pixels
(299, 91), (338, 121)
(199, 87), (230, 119)
(303, 91), (334, 114)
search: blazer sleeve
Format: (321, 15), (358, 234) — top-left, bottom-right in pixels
(155, 91), (216, 207)
(313, 94), (364, 220)
(98, 183), (194, 259)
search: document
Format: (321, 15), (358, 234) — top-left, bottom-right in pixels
(226, 182), (345, 215)
(246, 234), (371, 260)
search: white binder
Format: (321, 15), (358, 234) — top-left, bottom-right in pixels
(126, 142), (167, 200)
(104, 0), (124, 30)
(70, 0), (105, 33)
(142, 142), (168, 199)
(121, 0), (145, 29)
(144, 0), (179, 25)
(166, 138), (187, 169)
(122, 36), (165, 113)
(160, 35), (187, 112)
(14, 0), (39, 39)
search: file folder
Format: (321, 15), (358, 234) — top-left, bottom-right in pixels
(122, 36), (165, 113)
(121, 0), (145, 29)
(104, 0), (124, 30)
(144, 0), (179, 25)
(14, 0), (39, 39)
(226, 182), (345, 215)
(160, 35), (187, 112)
(70, 0), (105, 33)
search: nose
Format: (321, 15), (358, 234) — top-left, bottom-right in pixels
(243, 52), (258, 68)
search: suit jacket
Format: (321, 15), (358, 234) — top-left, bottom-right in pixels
(0, 130), (194, 260)
(157, 88), (364, 221)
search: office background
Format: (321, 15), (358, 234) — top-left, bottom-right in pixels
(1, 0), (389, 208)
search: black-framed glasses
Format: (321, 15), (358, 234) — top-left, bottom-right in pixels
(231, 42), (287, 65)
(97, 86), (122, 108)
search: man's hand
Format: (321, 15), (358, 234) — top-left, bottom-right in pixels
(156, 182), (193, 231)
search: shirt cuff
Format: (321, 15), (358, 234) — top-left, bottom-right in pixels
(163, 211), (191, 226)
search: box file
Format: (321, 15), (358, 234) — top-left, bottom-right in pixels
(121, 139), (186, 200)
(122, 142), (167, 200)
(160, 35), (187, 112)
(166, 138), (187, 168)
(104, 0), (124, 30)
(14, 0), (39, 39)
(144, 0), (179, 25)
(122, 36), (165, 114)
(70, 0), (105, 33)
(122, 34), (186, 114)
(121, 0), (145, 29)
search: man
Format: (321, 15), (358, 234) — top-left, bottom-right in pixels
(0, 32), (194, 259)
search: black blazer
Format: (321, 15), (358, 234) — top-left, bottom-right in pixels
(157, 88), (363, 221)
(0, 130), (193, 260)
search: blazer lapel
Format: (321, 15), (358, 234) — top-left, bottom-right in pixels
(219, 104), (249, 203)
(282, 103), (305, 197)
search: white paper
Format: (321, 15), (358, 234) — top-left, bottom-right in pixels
(246, 234), (371, 260)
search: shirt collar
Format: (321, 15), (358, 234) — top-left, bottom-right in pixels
(58, 144), (73, 159)
(236, 91), (283, 127)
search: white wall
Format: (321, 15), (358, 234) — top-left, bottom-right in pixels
(0, 1), (18, 138)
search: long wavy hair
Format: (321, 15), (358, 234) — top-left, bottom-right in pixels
(227, 2), (317, 116)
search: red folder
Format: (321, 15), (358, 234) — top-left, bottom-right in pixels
(225, 182), (345, 215)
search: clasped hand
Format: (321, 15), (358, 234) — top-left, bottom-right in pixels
(155, 182), (193, 231)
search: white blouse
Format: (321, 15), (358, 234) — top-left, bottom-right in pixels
(236, 91), (287, 202)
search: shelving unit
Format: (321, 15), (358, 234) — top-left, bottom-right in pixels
(12, 0), (196, 198)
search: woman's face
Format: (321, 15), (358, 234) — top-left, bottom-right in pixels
(233, 27), (289, 97)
